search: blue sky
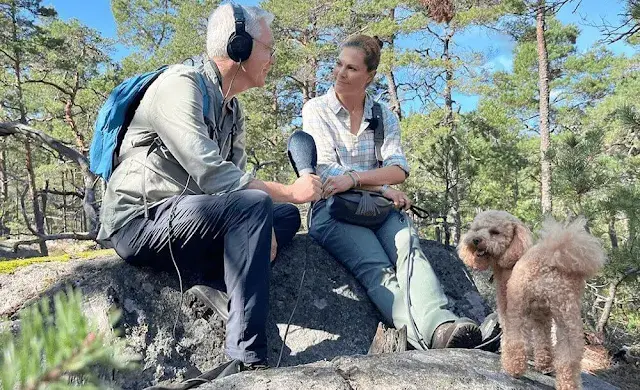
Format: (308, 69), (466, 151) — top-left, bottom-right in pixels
(46, 0), (636, 112)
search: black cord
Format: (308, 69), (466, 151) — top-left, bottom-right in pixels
(276, 235), (308, 368)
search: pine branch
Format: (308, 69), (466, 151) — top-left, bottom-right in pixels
(617, 105), (640, 132)
(0, 287), (139, 389)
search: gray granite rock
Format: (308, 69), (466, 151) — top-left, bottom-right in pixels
(204, 350), (618, 390)
(0, 235), (616, 390)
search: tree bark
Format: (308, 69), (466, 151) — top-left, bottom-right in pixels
(608, 216), (618, 250)
(536, 0), (552, 216)
(384, 8), (402, 120)
(9, 2), (47, 254)
(0, 147), (7, 200)
(368, 322), (407, 355)
(443, 29), (462, 244)
(62, 171), (68, 232)
(302, 29), (318, 104)
(24, 136), (48, 256)
(42, 179), (50, 234)
(385, 69), (402, 120)
(0, 146), (7, 235)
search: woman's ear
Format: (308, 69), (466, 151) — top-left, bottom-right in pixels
(367, 71), (376, 85)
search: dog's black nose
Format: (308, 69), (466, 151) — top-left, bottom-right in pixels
(472, 238), (482, 246)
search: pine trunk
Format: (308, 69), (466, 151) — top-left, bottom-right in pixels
(62, 171), (68, 232)
(384, 8), (402, 120)
(0, 148), (7, 200)
(536, 0), (552, 216)
(24, 139), (48, 255)
(443, 30), (462, 244)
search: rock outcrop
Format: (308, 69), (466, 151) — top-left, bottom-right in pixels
(0, 235), (615, 389)
(206, 350), (618, 390)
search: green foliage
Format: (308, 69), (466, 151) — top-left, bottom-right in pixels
(0, 287), (137, 389)
(553, 130), (611, 211)
(112, 0), (220, 73)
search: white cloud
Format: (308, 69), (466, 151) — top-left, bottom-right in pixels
(484, 54), (514, 73)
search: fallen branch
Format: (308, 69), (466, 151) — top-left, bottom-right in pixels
(596, 267), (640, 336)
(40, 188), (84, 199)
(15, 184), (97, 252)
(12, 232), (97, 253)
(0, 122), (99, 233)
(0, 122), (89, 169)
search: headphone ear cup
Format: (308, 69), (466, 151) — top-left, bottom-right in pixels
(227, 32), (253, 63)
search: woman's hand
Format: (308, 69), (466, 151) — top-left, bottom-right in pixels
(382, 188), (412, 211)
(322, 175), (354, 199)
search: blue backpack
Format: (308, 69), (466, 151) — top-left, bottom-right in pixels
(89, 66), (211, 181)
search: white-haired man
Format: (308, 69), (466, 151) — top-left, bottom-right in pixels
(97, 3), (322, 379)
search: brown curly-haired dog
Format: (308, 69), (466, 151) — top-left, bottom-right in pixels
(458, 211), (606, 390)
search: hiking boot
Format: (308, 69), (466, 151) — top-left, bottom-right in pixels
(143, 360), (269, 390)
(431, 318), (482, 349)
(186, 285), (229, 322)
(199, 359), (268, 381)
(475, 312), (502, 352)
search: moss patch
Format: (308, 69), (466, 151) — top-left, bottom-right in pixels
(0, 249), (116, 274)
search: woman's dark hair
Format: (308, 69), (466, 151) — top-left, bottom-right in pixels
(341, 34), (383, 72)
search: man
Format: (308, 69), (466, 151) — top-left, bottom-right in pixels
(97, 3), (322, 375)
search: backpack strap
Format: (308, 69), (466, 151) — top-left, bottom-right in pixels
(195, 73), (211, 122)
(117, 71), (219, 164)
(371, 102), (384, 168)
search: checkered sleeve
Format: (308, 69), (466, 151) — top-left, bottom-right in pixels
(302, 102), (349, 182)
(380, 107), (410, 176)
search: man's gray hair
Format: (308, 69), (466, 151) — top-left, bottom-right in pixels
(206, 3), (274, 59)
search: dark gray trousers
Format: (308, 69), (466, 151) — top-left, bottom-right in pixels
(110, 190), (301, 364)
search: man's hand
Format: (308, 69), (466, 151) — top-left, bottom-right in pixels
(289, 174), (322, 203)
(322, 175), (353, 199)
(382, 188), (412, 211)
(270, 228), (277, 262)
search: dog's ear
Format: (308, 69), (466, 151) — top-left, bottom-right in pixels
(499, 222), (533, 268)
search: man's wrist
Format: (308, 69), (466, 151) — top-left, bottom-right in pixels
(285, 183), (297, 203)
(380, 184), (390, 194)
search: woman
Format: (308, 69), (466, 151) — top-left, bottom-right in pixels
(300, 35), (485, 350)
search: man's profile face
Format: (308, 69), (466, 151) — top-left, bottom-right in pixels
(243, 20), (275, 88)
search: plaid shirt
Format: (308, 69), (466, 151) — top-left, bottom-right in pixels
(302, 87), (410, 182)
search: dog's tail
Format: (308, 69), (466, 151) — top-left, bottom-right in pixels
(536, 216), (606, 278)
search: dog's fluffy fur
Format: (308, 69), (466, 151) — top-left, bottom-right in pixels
(458, 210), (606, 390)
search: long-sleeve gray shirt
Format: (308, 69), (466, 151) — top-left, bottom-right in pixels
(97, 60), (253, 239)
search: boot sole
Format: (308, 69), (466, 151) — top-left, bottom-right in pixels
(186, 286), (229, 323)
(446, 322), (483, 349)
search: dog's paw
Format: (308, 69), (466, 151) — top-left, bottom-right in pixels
(502, 351), (527, 377)
(534, 357), (553, 374)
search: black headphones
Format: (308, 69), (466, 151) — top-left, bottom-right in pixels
(227, 4), (253, 63)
